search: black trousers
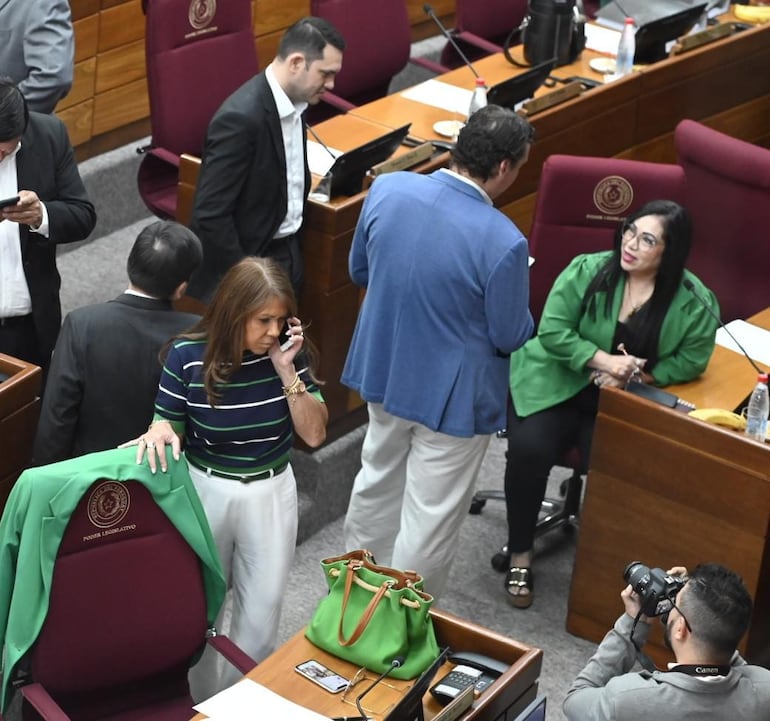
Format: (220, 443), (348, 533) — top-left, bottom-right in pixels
(504, 386), (598, 554)
(265, 234), (303, 297)
(0, 314), (43, 368)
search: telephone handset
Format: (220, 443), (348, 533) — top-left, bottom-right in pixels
(429, 651), (509, 706)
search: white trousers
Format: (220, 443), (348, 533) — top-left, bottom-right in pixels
(344, 403), (490, 599)
(187, 459), (298, 701)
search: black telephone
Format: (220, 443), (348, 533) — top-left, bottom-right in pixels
(504, 0), (586, 69)
(429, 651), (509, 706)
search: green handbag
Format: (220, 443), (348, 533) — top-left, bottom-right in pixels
(305, 550), (440, 680)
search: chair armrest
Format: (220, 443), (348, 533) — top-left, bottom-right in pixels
(454, 30), (503, 55)
(207, 634), (258, 675)
(20, 684), (71, 721)
(409, 56), (451, 75)
(148, 147), (181, 168)
(320, 90), (356, 113)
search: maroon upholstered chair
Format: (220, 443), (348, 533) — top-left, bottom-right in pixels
(439, 0), (528, 70)
(11, 479), (254, 721)
(471, 153), (687, 558)
(307, 0), (446, 124)
(675, 119), (770, 322)
(137, 0), (259, 220)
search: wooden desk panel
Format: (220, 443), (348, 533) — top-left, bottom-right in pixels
(192, 608), (543, 721)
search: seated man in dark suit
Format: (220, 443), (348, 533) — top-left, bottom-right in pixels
(33, 221), (203, 464)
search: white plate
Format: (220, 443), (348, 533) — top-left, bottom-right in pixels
(433, 120), (465, 139)
(589, 57), (616, 75)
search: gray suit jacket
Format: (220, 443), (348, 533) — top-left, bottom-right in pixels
(188, 72), (310, 301)
(564, 613), (770, 721)
(33, 294), (200, 464)
(0, 0), (73, 113)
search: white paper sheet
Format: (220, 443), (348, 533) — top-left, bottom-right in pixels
(716, 320), (770, 367)
(193, 679), (331, 721)
(400, 79), (473, 116)
(584, 22), (622, 55)
(306, 140), (342, 177)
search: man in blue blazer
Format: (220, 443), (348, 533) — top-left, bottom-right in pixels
(187, 17), (345, 301)
(342, 106), (535, 598)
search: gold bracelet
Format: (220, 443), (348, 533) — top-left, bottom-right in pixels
(282, 373), (306, 401)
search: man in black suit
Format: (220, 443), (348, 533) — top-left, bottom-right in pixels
(33, 221), (203, 464)
(0, 78), (95, 370)
(187, 16), (345, 302)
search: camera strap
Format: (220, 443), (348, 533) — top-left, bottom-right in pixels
(668, 664), (731, 677)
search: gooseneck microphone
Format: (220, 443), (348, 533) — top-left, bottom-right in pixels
(355, 656), (405, 719)
(307, 124), (338, 162)
(682, 279), (763, 375)
(422, 4), (480, 79)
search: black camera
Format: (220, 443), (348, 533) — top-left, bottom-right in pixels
(623, 562), (687, 618)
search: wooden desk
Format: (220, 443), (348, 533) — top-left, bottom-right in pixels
(566, 310), (770, 667)
(666, 308), (770, 411)
(193, 608), (543, 721)
(302, 19), (770, 436)
(0, 354), (41, 514)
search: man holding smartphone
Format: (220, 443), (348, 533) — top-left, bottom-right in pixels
(0, 77), (95, 370)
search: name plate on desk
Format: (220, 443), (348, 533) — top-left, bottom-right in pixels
(369, 142), (434, 177)
(518, 81), (582, 117)
(670, 22), (734, 55)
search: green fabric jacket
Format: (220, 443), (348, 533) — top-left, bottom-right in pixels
(0, 447), (226, 711)
(510, 252), (720, 418)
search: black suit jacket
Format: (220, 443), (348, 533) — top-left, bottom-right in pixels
(17, 112), (96, 364)
(188, 72), (310, 301)
(33, 294), (200, 464)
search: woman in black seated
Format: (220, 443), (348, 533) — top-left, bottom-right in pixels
(500, 199), (719, 608)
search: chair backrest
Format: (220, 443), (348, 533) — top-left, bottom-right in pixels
(25, 479), (207, 720)
(311, 0), (410, 105)
(144, 0), (258, 156)
(441, 0), (528, 67)
(674, 119), (770, 322)
(528, 154), (686, 323)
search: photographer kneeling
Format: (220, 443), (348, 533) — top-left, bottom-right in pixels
(564, 562), (770, 720)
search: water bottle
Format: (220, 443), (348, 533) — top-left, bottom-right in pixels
(745, 373), (769, 442)
(468, 78), (488, 117)
(615, 18), (636, 77)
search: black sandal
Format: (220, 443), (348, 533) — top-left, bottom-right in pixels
(505, 566), (534, 609)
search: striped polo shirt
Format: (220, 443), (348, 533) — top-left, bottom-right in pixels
(154, 339), (323, 474)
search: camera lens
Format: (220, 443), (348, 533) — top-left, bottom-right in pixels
(623, 561), (650, 593)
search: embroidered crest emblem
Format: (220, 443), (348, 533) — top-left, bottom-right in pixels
(87, 481), (130, 529)
(593, 175), (633, 216)
(188, 0), (216, 31)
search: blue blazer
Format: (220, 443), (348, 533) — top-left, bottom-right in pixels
(342, 170), (534, 437)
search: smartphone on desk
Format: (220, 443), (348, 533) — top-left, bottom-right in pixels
(429, 651), (509, 706)
(295, 659), (350, 694)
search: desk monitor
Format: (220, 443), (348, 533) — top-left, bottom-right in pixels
(384, 647), (450, 721)
(328, 123), (411, 197)
(487, 59), (556, 109)
(597, 0), (708, 63)
(511, 694), (547, 721)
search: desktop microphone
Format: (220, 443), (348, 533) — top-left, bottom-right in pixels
(307, 125), (339, 162)
(422, 4), (481, 79)
(682, 278), (763, 375)
(355, 656), (405, 720)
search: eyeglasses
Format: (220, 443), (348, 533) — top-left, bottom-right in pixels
(622, 222), (663, 251)
(340, 666), (403, 715)
(661, 597), (693, 633)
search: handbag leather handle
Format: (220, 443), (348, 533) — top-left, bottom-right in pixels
(330, 568), (425, 609)
(337, 563), (392, 647)
(323, 550), (423, 590)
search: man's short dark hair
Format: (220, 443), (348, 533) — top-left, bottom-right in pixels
(681, 563), (753, 660)
(278, 17), (346, 63)
(127, 221), (203, 299)
(451, 105), (534, 181)
(0, 77), (29, 142)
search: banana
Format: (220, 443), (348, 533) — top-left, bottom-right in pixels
(688, 408), (747, 430)
(733, 3), (770, 23)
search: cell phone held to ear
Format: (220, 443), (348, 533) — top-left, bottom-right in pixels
(0, 195), (20, 210)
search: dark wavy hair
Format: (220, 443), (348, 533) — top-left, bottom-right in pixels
(451, 105), (534, 181)
(173, 257), (321, 405)
(0, 77), (29, 142)
(581, 199), (693, 368)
